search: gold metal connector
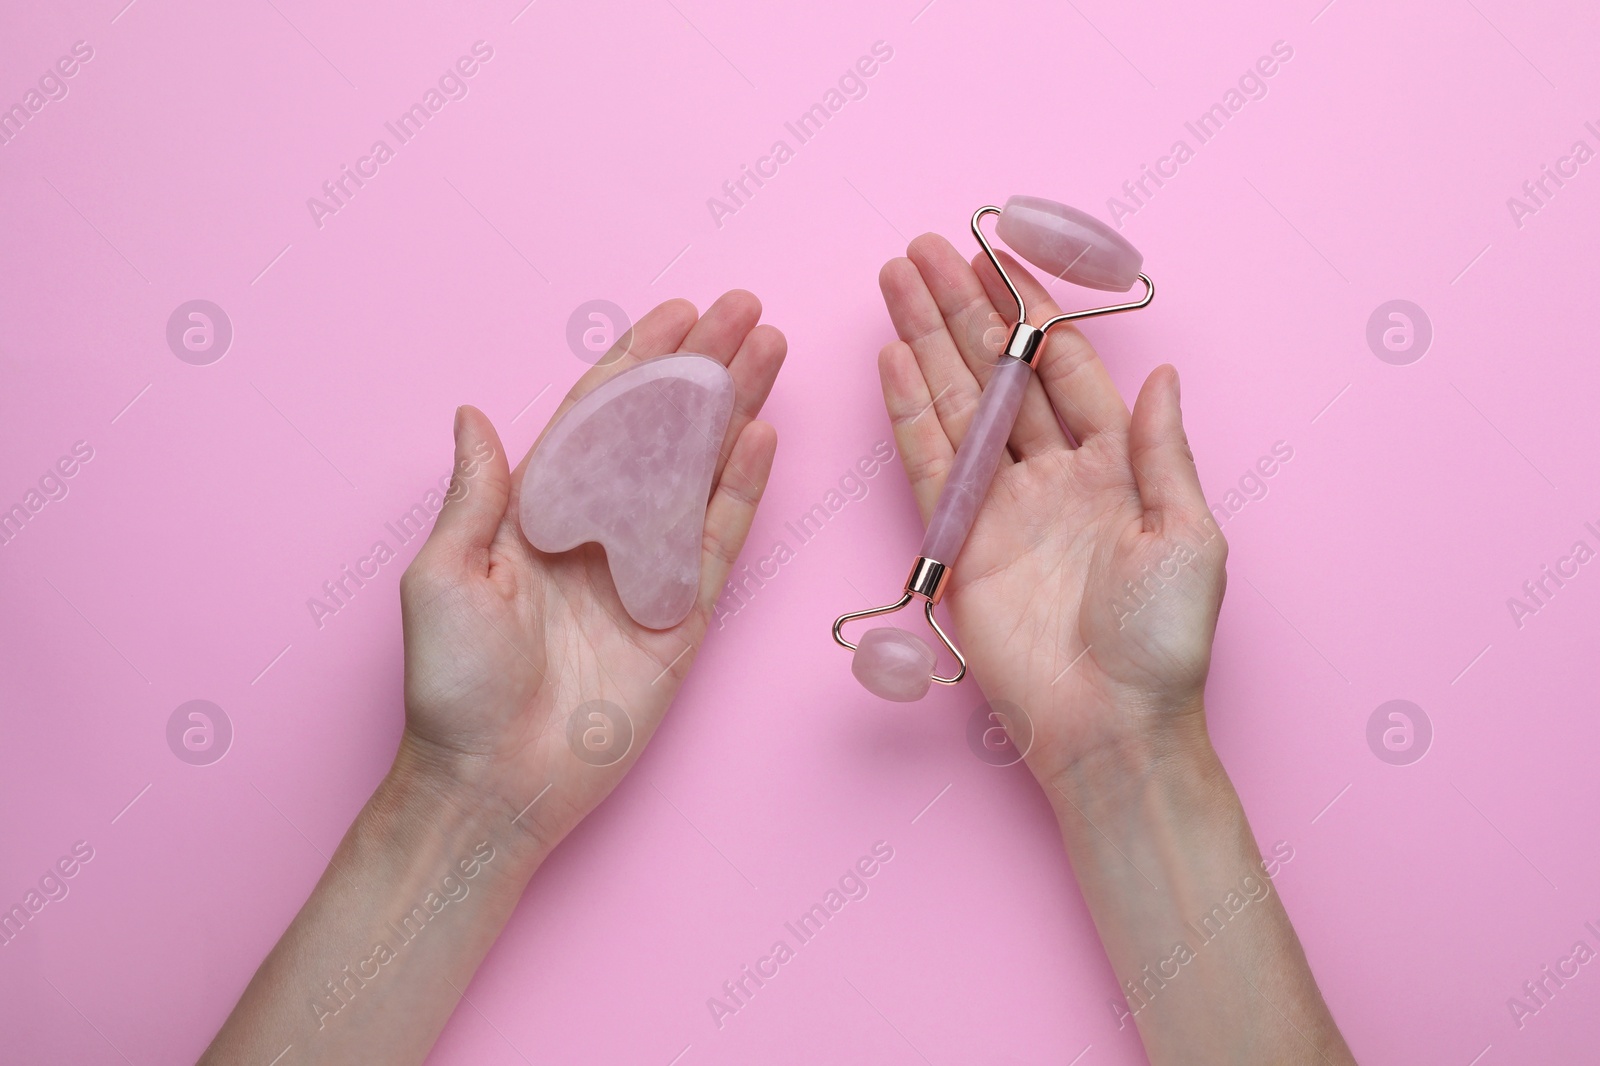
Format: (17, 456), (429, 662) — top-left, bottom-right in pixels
(904, 556), (951, 603)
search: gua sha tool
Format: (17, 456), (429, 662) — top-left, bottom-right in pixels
(519, 353), (734, 630)
(833, 196), (1154, 702)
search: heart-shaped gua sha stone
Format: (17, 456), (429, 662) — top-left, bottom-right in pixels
(518, 353), (735, 630)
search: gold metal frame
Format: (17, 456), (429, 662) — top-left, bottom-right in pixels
(831, 557), (966, 686)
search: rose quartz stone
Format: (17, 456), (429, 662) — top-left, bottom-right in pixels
(919, 356), (1031, 565)
(518, 353), (734, 630)
(852, 627), (937, 702)
(996, 194), (1144, 292)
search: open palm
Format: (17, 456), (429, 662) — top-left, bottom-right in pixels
(877, 236), (1226, 786)
(399, 292), (785, 852)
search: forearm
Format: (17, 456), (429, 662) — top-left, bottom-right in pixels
(201, 739), (544, 1066)
(1047, 711), (1352, 1065)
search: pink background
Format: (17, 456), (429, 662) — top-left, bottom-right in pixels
(3, 0), (1599, 1062)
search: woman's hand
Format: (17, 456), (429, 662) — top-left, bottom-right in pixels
(877, 238), (1354, 1065)
(202, 293), (787, 1066)
(876, 235), (1226, 787)
(399, 290), (786, 863)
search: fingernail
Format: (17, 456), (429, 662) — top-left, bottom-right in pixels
(454, 405), (465, 438)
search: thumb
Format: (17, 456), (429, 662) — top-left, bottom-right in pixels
(424, 405), (511, 568)
(1128, 365), (1209, 531)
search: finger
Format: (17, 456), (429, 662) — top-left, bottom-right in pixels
(679, 289), (761, 364)
(544, 298), (699, 436)
(698, 420), (778, 613)
(718, 322), (786, 484)
(1128, 365), (1209, 531)
(878, 340), (954, 523)
(907, 233), (1068, 457)
(422, 405), (512, 573)
(676, 289), (778, 490)
(879, 255), (992, 458)
(972, 249), (1131, 444)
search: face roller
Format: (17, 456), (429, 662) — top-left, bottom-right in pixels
(832, 196), (1155, 701)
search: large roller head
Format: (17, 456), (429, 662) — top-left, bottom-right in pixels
(995, 195), (1143, 292)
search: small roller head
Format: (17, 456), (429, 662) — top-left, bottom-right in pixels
(851, 627), (936, 702)
(996, 195), (1144, 292)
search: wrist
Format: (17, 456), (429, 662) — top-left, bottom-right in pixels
(1040, 697), (1221, 822)
(382, 731), (551, 886)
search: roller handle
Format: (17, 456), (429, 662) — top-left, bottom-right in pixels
(918, 356), (1032, 565)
